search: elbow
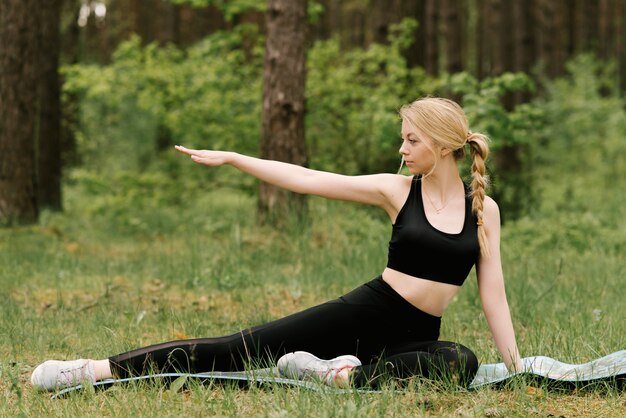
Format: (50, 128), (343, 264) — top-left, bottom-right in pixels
(480, 288), (509, 315)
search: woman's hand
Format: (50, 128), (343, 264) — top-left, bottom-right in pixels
(174, 145), (234, 167)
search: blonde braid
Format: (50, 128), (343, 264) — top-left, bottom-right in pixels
(467, 132), (490, 258)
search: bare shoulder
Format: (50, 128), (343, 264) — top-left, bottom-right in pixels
(380, 174), (413, 198)
(374, 174), (413, 218)
(484, 195), (500, 214)
(483, 195), (501, 227)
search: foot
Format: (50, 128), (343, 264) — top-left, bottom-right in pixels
(277, 351), (361, 386)
(31, 359), (96, 392)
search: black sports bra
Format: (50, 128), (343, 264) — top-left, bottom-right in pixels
(386, 176), (480, 286)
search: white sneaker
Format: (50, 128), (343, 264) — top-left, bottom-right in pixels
(31, 359), (96, 392)
(277, 351), (361, 385)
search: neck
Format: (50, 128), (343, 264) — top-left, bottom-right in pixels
(422, 160), (462, 201)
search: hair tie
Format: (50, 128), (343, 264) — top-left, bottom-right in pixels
(476, 219), (484, 226)
(466, 131), (473, 143)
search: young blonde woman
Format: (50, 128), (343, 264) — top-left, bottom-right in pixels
(31, 97), (521, 391)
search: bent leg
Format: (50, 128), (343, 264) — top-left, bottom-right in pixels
(352, 341), (479, 388)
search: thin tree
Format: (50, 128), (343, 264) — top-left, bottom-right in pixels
(424, 0), (440, 75)
(38, 0), (64, 210)
(259, 0), (308, 224)
(513, 0), (535, 104)
(442, 0), (464, 74)
(0, 0), (41, 224)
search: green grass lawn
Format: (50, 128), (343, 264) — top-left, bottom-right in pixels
(1, 170), (624, 416)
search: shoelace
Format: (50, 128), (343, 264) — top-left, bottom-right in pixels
(59, 364), (86, 384)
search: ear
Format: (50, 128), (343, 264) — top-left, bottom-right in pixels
(440, 147), (452, 158)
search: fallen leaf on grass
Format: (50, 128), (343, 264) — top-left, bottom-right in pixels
(64, 242), (80, 253)
(526, 386), (545, 396)
(173, 330), (189, 340)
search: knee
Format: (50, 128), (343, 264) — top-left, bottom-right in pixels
(443, 343), (479, 387)
(455, 344), (479, 377)
(428, 341), (478, 387)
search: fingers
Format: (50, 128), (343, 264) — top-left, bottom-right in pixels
(174, 145), (196, 156)
(174, 145), (224, 166)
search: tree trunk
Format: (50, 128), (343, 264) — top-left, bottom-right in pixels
(37, 0), (64, 211)
(0, 0), (40, 224)
(536, 0), (566, 78)
(442, 0), (464, 74)
(259, 0), (308, 225)
(513, 0), (535, 103)
(425, 0), (440, 75)
(368, 0), (402, 45)
(405, 0), (426, 68)
(615, 0), (626, 92)
(476, 0), (486, 78)
(488, 0), (504, 75)
(513, 0), (535, 73)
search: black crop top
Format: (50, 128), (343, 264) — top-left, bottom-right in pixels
(387, 176), (480, 286)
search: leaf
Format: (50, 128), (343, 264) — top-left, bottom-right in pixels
(168, 375), (188, 395)
(525, 386), (544, 396)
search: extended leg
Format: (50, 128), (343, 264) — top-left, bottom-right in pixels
(108, 299), (394, 379)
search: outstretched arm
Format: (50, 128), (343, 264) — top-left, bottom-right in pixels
(477, 197), (523, 372)
(174, 146), (404, 213)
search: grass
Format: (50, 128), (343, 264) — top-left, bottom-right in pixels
(2, 106), (626, 416)
(1, 170), (624, 416)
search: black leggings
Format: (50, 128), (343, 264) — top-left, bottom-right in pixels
(109, 277), (478, 387)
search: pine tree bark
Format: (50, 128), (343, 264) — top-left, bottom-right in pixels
(0, 0), (40, 224)
(259, 0), (308, 225)
(488, 0), (504, 75)
(615, 0), (626, 91)
(425, 0), (440, 75)
(37, 0), (63, 210)
(442, 0), (464, 74)
(405, 0), (426, 68)
(476, 0), (487, 78)
(536, 0), (566, 78)
(513, 0), (535, 103)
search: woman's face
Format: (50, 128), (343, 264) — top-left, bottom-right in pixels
(399, 119), (437, 175)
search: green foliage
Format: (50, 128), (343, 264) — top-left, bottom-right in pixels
(62, 25), (263, 173)
(61, 18), (623, 232)
(534, 54), (626, 201)
(445, 71), (543, 220)
(447, 71), (539, 149)
(306, 18), (433, 174)
(519, 54), (626, 254)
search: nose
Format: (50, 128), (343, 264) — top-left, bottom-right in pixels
(399, 140), (409, 155)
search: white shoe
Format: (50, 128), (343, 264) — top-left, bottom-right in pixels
(31, 359), (96, 392)
(277, 351), (361, 385)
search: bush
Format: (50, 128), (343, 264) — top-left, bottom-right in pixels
(504, 54), (626, 256)
(306, 18), (433, 174)
(62, 25), (264, 174)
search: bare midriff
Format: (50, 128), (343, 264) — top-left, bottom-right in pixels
(382, 267), (462, 317)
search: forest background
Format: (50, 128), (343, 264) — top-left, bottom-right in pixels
(0, 0), (625, 416)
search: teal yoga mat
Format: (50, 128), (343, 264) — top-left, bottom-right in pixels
(52, 350), (625, 398)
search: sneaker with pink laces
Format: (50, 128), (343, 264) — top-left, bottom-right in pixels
(277, 351), (361, 386)
(31, 359), (96, 392)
